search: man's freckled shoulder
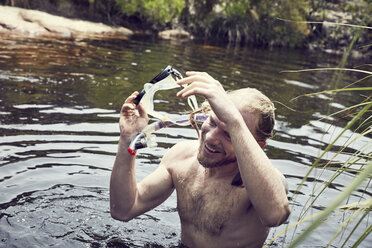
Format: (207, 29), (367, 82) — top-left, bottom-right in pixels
(161, 140), (198, 171)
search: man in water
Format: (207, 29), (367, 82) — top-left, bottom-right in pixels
(110, 71), (290, 247)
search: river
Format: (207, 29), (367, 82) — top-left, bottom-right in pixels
(0, 35), (371, 247)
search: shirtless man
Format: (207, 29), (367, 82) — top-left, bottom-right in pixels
(110, 71), (290, 248)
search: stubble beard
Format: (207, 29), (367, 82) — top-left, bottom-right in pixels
(197, 138), (237, 168)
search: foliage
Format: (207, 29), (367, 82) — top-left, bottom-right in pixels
(115, 0), (185, 28)
(184, 0), (310, 47)
(205, 0), (253, 44)
(274, 0), (310, 46)
(1, 0), (371, 55)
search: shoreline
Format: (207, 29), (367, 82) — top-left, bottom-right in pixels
(0, 6), (133, 40)
(0, 5), (369, 59)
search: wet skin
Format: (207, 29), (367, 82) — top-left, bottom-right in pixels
(110, 72), (290, 248)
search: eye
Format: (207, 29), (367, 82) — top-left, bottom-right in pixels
(224, 131), (231, 140)
(208, 117), (216, 127)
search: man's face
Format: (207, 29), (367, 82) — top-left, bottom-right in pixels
(197, 113), (235, 168)
(197, 111), (258, 168)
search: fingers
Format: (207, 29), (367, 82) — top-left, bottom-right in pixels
(185, 71), (213, 79)
(176, 72), (223, 99)
(121, 91), (139, 115)
(177, 72), (216, 86)
(137, 102), (148, 119)
(176, 81), (211, 98)
(124, 91), (139, 103)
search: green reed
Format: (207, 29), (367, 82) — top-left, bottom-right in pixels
(265, 97), (372, 247)
(265, 21), (372, 247)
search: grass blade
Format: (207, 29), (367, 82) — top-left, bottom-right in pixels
(288, 160), (372, 248)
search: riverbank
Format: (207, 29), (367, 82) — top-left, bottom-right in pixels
(0, 6), (133, 39)
(0, 2), (370, 59)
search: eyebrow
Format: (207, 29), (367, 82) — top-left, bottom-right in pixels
(210, 115), (230, 138)
(209, 116), (216, 125)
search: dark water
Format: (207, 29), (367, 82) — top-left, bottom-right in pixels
(0, 35), (371, 247)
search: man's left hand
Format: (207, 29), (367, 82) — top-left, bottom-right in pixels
(176, 71), (241, 125)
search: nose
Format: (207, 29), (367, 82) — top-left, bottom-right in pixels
(203, 125), (222, 146)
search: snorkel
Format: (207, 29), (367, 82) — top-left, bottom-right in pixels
(127, 65), (209, 155)
(132, 65), (182, 105)
(127, 114), (209, 155)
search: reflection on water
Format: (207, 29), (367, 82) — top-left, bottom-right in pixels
(0, 36), (371, 247)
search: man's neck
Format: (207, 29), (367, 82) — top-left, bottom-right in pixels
(202, 162), (239, 179)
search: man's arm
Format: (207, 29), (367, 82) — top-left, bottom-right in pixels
(110, 92), (174, 221)
(176, 72), (290, 227)
(227, 116), (290, 227)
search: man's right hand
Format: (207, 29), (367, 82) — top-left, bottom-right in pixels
(119, 91), (149, 140)
(111, 91), (174, 222)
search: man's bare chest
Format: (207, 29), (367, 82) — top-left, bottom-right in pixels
(176, 174), (248, 236)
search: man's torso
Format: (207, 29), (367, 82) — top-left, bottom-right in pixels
(166, 141), (269, 248)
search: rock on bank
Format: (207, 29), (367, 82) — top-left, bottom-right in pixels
(0, 6), (133, 39)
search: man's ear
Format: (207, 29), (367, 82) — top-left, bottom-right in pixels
(258, 140), (266, 149)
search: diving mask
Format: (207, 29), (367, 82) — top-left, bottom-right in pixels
(133, 65), (198, 123)
(127, 65), (208, 155)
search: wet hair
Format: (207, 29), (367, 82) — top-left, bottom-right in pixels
(189, 88), (275, 141)
(227, 88), (275, 141)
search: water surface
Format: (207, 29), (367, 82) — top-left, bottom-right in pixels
(0, 35), (371, 247)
